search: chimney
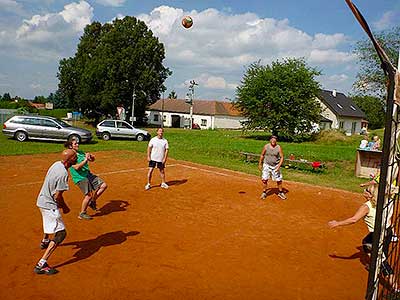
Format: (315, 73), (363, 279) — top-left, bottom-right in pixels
(332, 89), (337, 97)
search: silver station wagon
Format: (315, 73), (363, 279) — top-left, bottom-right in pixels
(2, 115), (93, 143)
(96, 119), (150, 141)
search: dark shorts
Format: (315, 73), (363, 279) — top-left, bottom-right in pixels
(149, 160), (165, 169)
(362, 228), (394, 276)
(76, 173), (104, 195)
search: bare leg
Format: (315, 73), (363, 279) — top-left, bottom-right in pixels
(147, 168), (154, 185)
(40, 240), (58, 261)
(80, 193), (92, 213)
(92, 182), (107, 203)
(262, 180), (268, 193)
(277, 181), (283, 193)
(160, 168), (166, 184)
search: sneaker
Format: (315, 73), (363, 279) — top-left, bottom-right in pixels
(161, 182), (169, 189)
(40, 239), (50, 250)
(145, 183), (151, 190)
(88, 200), (98, 211)
(34, 263), (58, 275)
(260, 191), (267, 200)
(278, 192), (287, 200)
(78, 212), (93, 220)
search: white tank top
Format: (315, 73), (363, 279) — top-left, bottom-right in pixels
(363, 201), (376, 232)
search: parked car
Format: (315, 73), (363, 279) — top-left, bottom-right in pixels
(96, 119), (150, 141)
(2, 115), (92, 143)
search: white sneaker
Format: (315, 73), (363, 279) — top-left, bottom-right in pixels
(161, 182), (169, 189)
(145, 183), (151, 190)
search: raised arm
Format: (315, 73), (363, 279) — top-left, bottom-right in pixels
(72, 152), (90, 171)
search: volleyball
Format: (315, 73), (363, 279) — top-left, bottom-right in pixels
(182, 16), (193, 29)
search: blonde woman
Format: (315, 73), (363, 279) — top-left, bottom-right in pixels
(328, 188), (397, 292)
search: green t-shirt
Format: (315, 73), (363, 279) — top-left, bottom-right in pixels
(70, 150), (89, 184)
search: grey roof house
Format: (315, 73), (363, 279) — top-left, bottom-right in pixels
(316, 89), (367, 135)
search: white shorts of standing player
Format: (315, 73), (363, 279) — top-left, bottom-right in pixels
(262, 164), (283, 182)
(39, 208), (66, 234)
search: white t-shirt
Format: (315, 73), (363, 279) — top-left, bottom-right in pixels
(149, 137), (169, 162)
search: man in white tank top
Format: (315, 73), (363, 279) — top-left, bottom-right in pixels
(258, 135), (286, 200)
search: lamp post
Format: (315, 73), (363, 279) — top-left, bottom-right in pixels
(131, 90), (135, 125)
(186, 80), (198, 129)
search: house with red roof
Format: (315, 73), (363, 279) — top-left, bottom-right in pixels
(146, 99), (245, 129)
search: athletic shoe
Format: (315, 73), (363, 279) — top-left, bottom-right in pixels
(392, 234), (398, 242)
(40, 239), (50, 250)
(88, 200), (98, 211)
(145, 183), (151, 190)
(161, 182), (169, 189)
(78, 212), (93, 220)
(260, 191), (267, 200)
(34, 263), (58, 275)
(278, 192), (287, 200)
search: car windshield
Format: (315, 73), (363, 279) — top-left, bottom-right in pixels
(53, 119), (72, 127)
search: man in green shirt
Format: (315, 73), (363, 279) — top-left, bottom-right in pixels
(65, 139), (107, 220)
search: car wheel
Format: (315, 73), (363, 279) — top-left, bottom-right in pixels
(68, 134), (81, 143)
(136, 134), (145, 142)
(102, 132), (111, 141)
(15, 131), (28, 142)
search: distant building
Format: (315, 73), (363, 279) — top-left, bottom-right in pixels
(146, 99), (245, 129)
(316, 89), (366, 135)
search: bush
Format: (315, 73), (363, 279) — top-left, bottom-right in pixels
(316, 129), (347, 143)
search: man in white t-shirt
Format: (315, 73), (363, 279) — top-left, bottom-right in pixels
(145, 128), (169, 190)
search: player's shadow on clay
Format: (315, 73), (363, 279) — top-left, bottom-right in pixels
(166, 179), (188, 186)
(55, 230), (140, 268)
(329, 246), (370, 268)
(93, 200), (129, 217)
(266, 187), (289, 197)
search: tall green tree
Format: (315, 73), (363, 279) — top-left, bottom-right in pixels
(47, 91), (69, 108)
(235, 58), (322, 141)
(58, 17), (171, 122)
(351, 95), (385, 129)
(353, 26), (399, 98)
(2, 93), (11, 102)
(168, 90), (177, 99)
(33, 95), (47, 103)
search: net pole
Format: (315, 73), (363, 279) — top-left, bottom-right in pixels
(366, 66), (397, 300)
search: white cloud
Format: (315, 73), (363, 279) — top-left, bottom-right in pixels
(29, 83), (42, 89)
(95, 0), (125, 7)
(138, 6), (355, 69)
(319, 74), (352, 93)
(137, 6), (355, 98)
(374, 11), (399, 31)
(184, 74), (237, 90)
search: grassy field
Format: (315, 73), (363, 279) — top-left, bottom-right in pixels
(0, 122), (384, 192)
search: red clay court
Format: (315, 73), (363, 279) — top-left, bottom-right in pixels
(0, 150), (367, 299)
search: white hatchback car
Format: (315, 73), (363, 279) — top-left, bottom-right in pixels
(96, 120), (150, 141)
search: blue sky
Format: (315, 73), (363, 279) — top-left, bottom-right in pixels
(0, 0), (399, 101)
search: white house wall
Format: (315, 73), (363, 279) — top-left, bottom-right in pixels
(146, 110), (245, 129)
(214, 115), (245, 129)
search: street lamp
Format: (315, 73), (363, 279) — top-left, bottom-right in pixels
(131, 90), (135, 125)
(186, 80), (198, 129)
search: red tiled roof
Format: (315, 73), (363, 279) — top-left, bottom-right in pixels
(28, 102), (46, 109)
(149, 99), (241, 117)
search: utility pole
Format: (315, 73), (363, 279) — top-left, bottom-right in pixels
(131, 90), (135, 126)
(185, 80), (198, 129)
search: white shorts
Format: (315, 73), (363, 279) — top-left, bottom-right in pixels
(39, 208), (65, 234)
(262, 164), (283, 182)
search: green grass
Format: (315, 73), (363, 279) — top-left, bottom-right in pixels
(0, 124), (376, 192)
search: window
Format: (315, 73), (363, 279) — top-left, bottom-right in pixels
(320, 122), (326, 130)
(26, 118), (41, 126)
(154, 114), (159, 122)
(351, 122), (357, 134)
(201, 119), (207, 126)
(117, 121), (132, 129)
(163, 115), (166, 121)
(41, 119), (58, 127)
(336, 103), (343, 109)
(339, 121), (344, 129)
(350, 105), (356, 111)
(101, 121), (115, 128)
